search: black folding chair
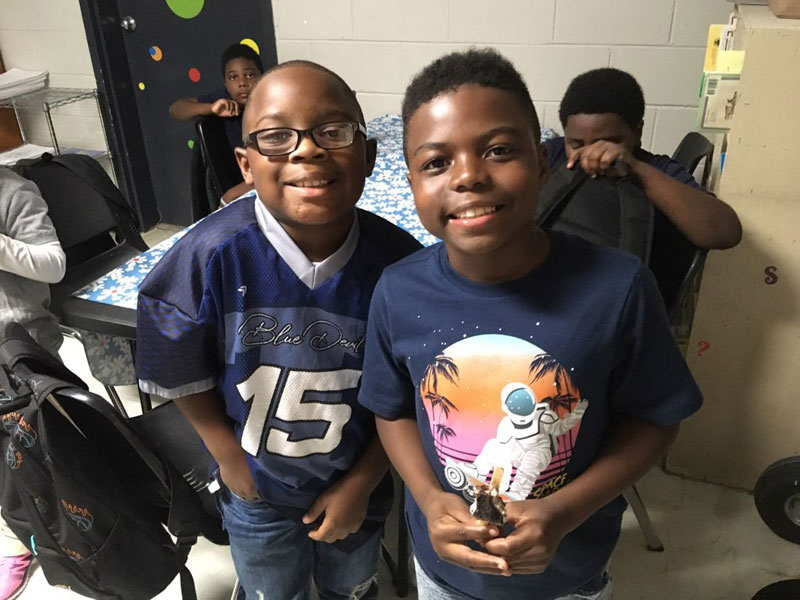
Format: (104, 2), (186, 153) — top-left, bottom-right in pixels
(672, 131), (714, 187)
(190, 116), (244, 220)
(665, 131), (715, 327)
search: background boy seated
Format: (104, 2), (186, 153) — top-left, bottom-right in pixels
(169, 43), (263, 205)
(138, 60), (420, 599)
(542, 67), (742, 252)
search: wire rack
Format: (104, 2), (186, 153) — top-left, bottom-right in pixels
(0, 87), (96, 110)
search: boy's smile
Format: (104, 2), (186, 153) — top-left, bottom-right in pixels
(405, 84), (549, 282)
(235, 65), (376, 261)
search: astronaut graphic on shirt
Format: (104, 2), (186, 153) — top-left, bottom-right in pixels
(421, 334), (587, 502)
(447, 382), (587, 501)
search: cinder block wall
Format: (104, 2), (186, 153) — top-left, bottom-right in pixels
(272, 0), (734, 154)
(0, 0), (733, 155)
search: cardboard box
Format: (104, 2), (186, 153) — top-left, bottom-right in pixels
(769, 0), (800, 18)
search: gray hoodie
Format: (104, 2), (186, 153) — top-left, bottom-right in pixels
(0, 167), (66, 355)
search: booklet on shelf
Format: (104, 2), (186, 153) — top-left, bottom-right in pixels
(0, 69), (48, 100)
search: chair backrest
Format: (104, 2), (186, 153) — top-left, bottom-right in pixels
(194, 116), (243, 205)
(189, 141), (213, 221)
(671, 131), (714, 187)
(12, 153), (148, 267)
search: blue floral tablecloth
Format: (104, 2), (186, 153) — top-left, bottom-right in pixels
(72, 115), (557, 384)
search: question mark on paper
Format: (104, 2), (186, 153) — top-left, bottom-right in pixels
(764, 266), (778, 285)
(697, 341), (710, 356)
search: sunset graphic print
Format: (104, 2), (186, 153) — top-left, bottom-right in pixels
(420, 334), (587, 501)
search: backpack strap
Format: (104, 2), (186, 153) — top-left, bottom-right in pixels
(617, 180), (655, 264)
(0, 324), (87, 409)
(47, 154), (136, 223)
(535, 164), (589, 228)
(178, 566), (197, 600)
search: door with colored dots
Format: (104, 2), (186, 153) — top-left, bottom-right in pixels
(81, 0), (277, 225)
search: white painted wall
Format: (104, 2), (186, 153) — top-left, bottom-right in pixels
(0, 0), (734, 155)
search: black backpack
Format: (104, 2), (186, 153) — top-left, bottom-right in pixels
(535, 163), (700, 313)
(0, 324), (223, 600)
(11, 153), (148, 267)
(535, 163), (654, 263)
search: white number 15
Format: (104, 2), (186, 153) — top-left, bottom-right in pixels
(236, 365), (361, 458)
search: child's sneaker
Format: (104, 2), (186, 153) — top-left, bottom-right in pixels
(0, 552), (33, 600)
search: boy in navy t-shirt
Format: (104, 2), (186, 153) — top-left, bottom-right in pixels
(543, 67), (741, 252)
(358, 49), (702, 600)
(169, 43), (263, 151)
(139, 60), (420, 599)
(170, 43), (264, 204)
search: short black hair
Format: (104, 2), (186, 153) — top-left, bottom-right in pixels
(559, 68), (644, 130)
(262, 60), (364, 124)
(402, 48), (541, 152)
(241, 60), (365, 141)
(220, 43), (264, 77)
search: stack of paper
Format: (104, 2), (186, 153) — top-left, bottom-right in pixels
(0, 69), (48, 100)
(0, 143), (54, 166)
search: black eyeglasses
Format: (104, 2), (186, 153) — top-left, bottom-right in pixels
(244, 121), (367, 156)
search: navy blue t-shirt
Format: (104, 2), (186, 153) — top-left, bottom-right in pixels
(359, 232), (702, 599)
(197, 88), (243, 152)
(136, 198), (421, 534)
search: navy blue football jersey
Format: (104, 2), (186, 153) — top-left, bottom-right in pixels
(136, 197), (421, 511)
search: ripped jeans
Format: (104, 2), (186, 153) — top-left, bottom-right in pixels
(219, 486), (380, 600)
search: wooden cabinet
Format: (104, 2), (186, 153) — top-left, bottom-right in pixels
(666, 6), (800, 490)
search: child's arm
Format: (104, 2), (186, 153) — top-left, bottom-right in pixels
(483, 417), (677, 574)
(169, 97), (240, 121)
(174, 388), (258, 500)
(0, 176), (65, 283)
(376, 416), (510, 576)
(301, 435), (389, 543)
(567, 141), (742, 250)
(0, 236), (65, 283)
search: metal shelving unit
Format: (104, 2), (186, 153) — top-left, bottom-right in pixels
(0, 87), (111, 163)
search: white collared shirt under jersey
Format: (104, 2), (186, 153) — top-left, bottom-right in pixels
(253, 194), (359, 290)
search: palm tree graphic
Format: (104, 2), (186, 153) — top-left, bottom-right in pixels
(421, 354), (460, 442)
(528, 353), (579, 413)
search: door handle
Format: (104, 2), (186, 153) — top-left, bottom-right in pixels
(120, 16), (136, 32)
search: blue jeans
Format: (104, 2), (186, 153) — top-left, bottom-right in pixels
(414, 557), (612, 600)
(218, 487), (380, 600)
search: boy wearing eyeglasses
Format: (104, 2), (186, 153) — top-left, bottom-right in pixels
(136, 61), (421, 599)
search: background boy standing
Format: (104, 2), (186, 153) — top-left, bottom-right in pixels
(359, 49), (702, 600)
(137, 61), (420, 599)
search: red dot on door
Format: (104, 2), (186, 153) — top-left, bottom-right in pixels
(188, 68), (201, 82)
